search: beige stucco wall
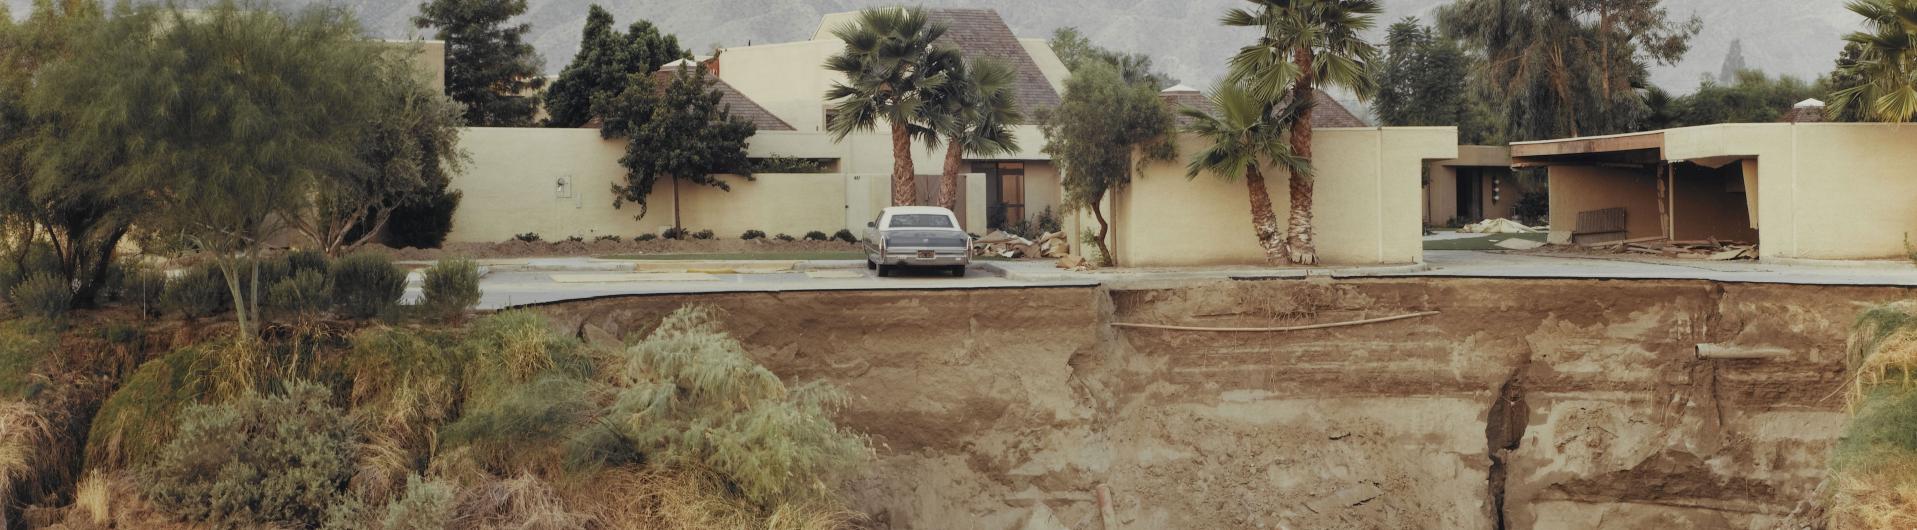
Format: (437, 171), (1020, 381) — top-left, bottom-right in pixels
(446, 128), (852, 242)
(1110, 127), (1456, 266)
(1547, 165), (1663, 241)
(1663, 123), (1917, 260)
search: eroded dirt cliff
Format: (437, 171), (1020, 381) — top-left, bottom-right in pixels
(535, 278), (1912, 529)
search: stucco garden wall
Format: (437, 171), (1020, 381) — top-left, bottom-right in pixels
(1547, 165), (1664, 241)
(1105, 127), (1456, 266)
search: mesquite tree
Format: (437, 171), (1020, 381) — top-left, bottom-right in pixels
(1042, 61), (1174, 266)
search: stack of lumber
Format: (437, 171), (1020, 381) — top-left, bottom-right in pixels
(1584, 237), (1756, 260)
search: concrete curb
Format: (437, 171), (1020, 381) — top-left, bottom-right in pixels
(976, 261), (1434, 283)
(1758, 257), (1917, 270)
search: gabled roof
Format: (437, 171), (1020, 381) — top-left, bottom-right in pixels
(625, 69), (794, 132)
(1159, 87), (1370, 128)
(924, 9), (1062, 113)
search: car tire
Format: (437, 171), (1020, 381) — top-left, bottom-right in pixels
(866, 259), (876, 270)
(950, 266), (966, 277)
(876, 263), (891, 277)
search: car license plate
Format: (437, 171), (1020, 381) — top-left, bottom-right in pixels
(917, 250), (936, 259)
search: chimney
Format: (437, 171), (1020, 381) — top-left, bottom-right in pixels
(1782, 98), (1826, 124)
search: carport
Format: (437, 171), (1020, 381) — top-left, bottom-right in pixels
(1512, 130), (1758, 248)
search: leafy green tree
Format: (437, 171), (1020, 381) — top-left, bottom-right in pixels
(925, 59), (1022, 212)
(1825, 42), (1870, 122)
(1373, 17), (1500, 144)
(601, 64), (756, 231)
(1181, 84), (1310, 263)
(1223, 0), (1383, 265)
(1831, 0), (1917, 123)
(1, 0), (133, 305)
(1439, 0), (1701, 140)
(543, 5), (686, 128)
(1049, 26), (1175, 89)
(36, 2), (381, 339)
(1657, 70), (1822, 127)
(295, 49), (469, 256)
(824, 7), (959, 207)
(413, 0), (546, 126)
(1041, 61), (1176, 266)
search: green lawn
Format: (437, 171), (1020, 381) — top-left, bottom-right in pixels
(1423, 232), (1549, 251)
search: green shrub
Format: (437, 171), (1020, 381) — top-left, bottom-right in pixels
(831, 229), (857, 244)
(329, 253), (408, 319)
(594, 235), (622, 243)
(267, 270), (332, 317)
(512, 233), (541, 243)
(285, 249), (329, 275)
(140, 380), (358, 527)
(85, 346), (217, 470)
(775, 233), (796, 242)
(460, 311), (584, 385)
(595, 306), (870, 505)
(692, 229), (716, 240)
(740, 229), (766, 241)
(10, 273), (72, 319)
(802, 231), (828, 241)
(163, 264), (230, 319)
(1003, 206), (1064, 240)
(380, 475), (456, 530)
(636, 233), (658, 242)
(441, 373), (589, 469)
(0, 261), (18, 304)
(662, 227), (687, 240)
(563, 235), (584, 243)
(384, 188), (462, 249)
(121, 263), (168, 316)
(421, 258), (481, 318)
(0, 319), (58, 400)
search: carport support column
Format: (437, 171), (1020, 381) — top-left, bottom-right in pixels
(1657, 163), (1673, 239)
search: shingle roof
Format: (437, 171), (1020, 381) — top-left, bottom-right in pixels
(926, 9), (1062, 113)
(1160, 88), (1370, 129)
(650, 69), (795, 131)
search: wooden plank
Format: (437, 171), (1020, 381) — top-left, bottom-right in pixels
(1510, 132), (1664, 158)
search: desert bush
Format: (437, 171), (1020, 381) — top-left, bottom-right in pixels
(380, 474), (457, 530)
(563, 235), (584, 244)
(0, 401), (53, 528)
(441, 373), (589, 470)
(140, 380), (358, 527)
(1829, 302), (1917, 527)
(163, 264), (229, 319)
(775, 233), (796, 242)
(594, 235), (622, 243)
(512, 233), (541, 243)
(85, 346), (218, 471)
(1514, 190), (1550, 226)
(595, 306), (869, 505)
(336, 328), (466, 501)
(285, 249), (330, 275)
(9, 273), (72, 320)
(0, 320), (57, 400)
(692, 229), (715, 241)
(329, 253), (408, 319)
(267, 269), (333, 317)
(461, 311), (583, 385)
(662, 228), (687, 240)
(122, 265), (168, 317)
(0, 261), (18, 305)
(636, 233), (658, 242)
(421, 258), (482, 319)
(803, 231), (828, 242)
(830, 229), (857, 244)
(1003, 206), (1063, 241)
(741, 229), (767, 241)
(567, 467), (863, 530)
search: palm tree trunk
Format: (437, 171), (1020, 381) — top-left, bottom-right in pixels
(890, 121), (917, 206)
(938, 136), (963, 211)
(1245, 163), (1285, 263)
(1285, 47), (1319, 265)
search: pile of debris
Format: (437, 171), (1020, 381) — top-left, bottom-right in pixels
(974, 231), (1070, 259)
(1584, 237), (1756, 260)
(1459, 218), (1545, 234)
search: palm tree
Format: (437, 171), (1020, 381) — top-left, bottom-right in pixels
(926, 58), (1022, 212)
(823, 7), (959, 207)
(1182, 84), (1311, 263)
(1223, 0), (1382, 265)
(1831, 0), (1917, 123)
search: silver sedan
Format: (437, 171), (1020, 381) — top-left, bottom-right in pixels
(862, 206), (972, 277)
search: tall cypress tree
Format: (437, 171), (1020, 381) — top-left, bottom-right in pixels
(543, 5), (686, 128)
(414, 0), (546, 127)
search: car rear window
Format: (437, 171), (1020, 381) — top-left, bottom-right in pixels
(888, 214), (954, 229)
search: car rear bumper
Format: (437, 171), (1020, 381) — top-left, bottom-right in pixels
(881, 250), (970, 267)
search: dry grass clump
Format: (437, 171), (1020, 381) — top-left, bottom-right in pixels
(566, 467), (863, 530)
(1832, 302), (1917, 528)
(82, 345), (215, 472)
(1831, 449), (1917, 529)
(0, 401), (53, 529)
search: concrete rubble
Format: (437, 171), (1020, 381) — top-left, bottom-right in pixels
(1581, 237), (1757, 260)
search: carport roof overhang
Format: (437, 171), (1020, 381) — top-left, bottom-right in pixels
(1509, 131), (1665, 168)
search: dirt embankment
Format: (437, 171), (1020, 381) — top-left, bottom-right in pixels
(535, 278), (1912, 529)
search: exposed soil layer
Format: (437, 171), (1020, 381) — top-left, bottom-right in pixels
(534, 278), (1912, 529)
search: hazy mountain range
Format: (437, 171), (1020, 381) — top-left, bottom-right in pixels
(8, 0), (1860, 95)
